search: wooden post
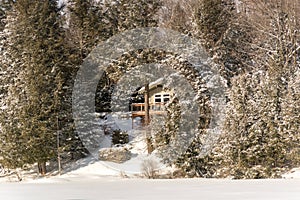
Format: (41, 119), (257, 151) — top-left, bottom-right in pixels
(57, 130), (61, 175)
(144, 83), (153, 153)
(144, 83), (150, 125)
(132, 116), (134, 129)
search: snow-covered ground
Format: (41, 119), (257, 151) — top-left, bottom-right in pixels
(283, 167), (300, 179)
(1, 114), (299, 200)
(0, 175), (299, 200)
(0, 155), (299, 200)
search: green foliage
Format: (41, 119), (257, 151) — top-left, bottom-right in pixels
(154, 98), (181, 148)
(0, 0), (299, 179)
(281, 70), (300, 166)
(0, 0), (79, 171)
(218, 71), (298, 179)
(95, 0), (161, 112)
(0, 0), (13, 30)
(176, 0), (300, 179)
(196, 0), (234, 50)
(103, 0), (161, 34)
(67, 0), (108, 61)
(175, 138), (217, 178)
(112, 129), (129, 146)
(195, 0), (253, 84)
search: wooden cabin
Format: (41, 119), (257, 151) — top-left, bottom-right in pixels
(131, 78), (173, 119)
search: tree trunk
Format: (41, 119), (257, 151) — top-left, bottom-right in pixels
(38, 161), (47, 176)
(144, 83), (153, 154)
(146, 137), (154, 154)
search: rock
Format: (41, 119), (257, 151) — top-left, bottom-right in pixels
(98, 147), (131, 163)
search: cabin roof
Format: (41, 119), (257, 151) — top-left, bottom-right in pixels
(138, 78), (164, 94)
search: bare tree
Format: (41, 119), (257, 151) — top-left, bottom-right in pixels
(141, 158), (159, 179)
(158, 0), (198, 34)
(241, 0), (300, 73)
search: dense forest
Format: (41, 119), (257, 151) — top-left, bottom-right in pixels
(0, 0), (299, 179)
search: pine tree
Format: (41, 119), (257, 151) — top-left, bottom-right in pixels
(102, 0), (161, 35)
(0, 0), (13, 31)
(95, 0), (162, 112)
(66, 0), (163, 156)
(219, 72), (289, 178)
(66, 0), (107, 61)
(195, 0), (253, 85)
(66, 0), (161, 62)
(0, 0), (72, 175)
(0, 6), (9, 107)
(282, 68), (300, 167)
(0, 0), (14, 107)
(209, 0), (300, 179)
(0, 4), (26, 169)
(65, 0), (111, 113)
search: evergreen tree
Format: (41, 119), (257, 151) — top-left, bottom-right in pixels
(66, 0), (163, 156)
(282, 69), (300, 167)
(66, 0), (107, 61)
(66, 0), (161, 63)
(0, 4), (11, 108)
(0, 0), (13, 31)
(0, 0), (72, 175)
(0, 0), (14, 107)
(219, 72), (290, 178)
(65, 0), (111, 113)
(216, 0), (300, 178)
(0, 4), (26, 169)
(195, 0), (253, 85)
(66, 0), (162, 115)
(94, 0), (162, 112)
(102, 0), (161, 35)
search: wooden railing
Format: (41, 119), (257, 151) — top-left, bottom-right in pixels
(131, 102), (166, 117)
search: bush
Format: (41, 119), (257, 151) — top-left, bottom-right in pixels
(112, 130), (129, 145)
(141, 158), (159, 179)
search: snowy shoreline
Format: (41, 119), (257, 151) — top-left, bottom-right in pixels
(0, 177), (299, 200)
(0, 159), (299, 200)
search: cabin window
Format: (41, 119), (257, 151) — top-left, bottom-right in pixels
(155, 94), (162, 102)
(155, 94), (170, 103)
(163, 94), (170, 102)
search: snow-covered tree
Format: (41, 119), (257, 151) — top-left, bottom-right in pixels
(215, 0), (300, 178)
(0, 0), (13, 31)
(0, 7), (10, 109)
(102, 0), (161, 34)
(282, 69), (300, 167)
(0, 0), (14, 109)
(218, 72), (289, 178)
(242, 0), (299, 74)
(0, 4), (26, 169)
(0, 0), (73, 175)
(158, 0), (196, 34)
(66, 0), (107, 61)
(194, 0), (254, 85)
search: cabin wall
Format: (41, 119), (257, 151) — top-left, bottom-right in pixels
(149, 87), (173, 104)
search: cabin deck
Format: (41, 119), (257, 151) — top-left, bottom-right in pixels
(131, 103), (167, 117)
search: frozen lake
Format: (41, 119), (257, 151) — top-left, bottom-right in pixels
(0, 177), (299, 200)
